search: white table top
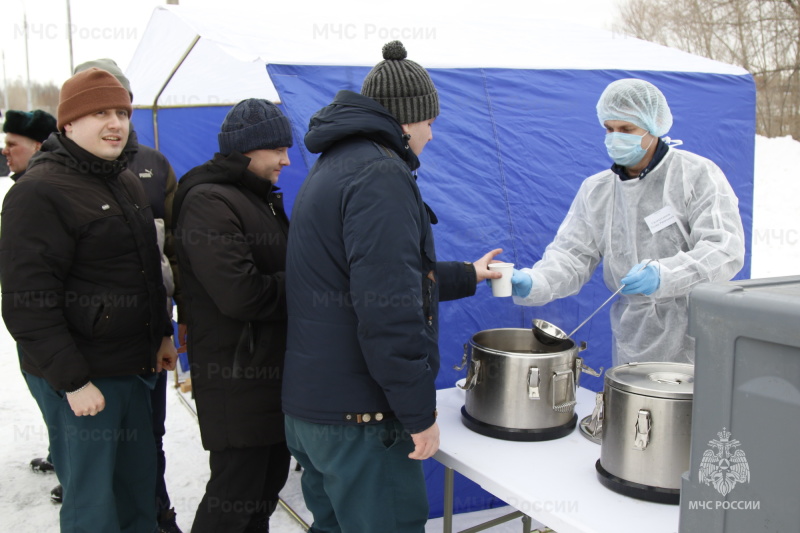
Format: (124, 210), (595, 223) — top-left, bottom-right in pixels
(434, 387), (679, 533)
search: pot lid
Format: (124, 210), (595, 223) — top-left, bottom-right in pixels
(471, 328), (577, 355)
(604, 362), (694, 399)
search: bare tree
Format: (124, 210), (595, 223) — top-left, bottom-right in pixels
(615, 0), (800, 139)
(0, 79), (59, 115)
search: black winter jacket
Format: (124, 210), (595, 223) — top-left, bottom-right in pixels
(283, 91), (476, 434)
(0, 134), (171, 391)
(174, 152), (289, 451)
(125, 129), (181, 312)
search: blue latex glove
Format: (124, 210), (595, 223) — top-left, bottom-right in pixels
(511, 269), (533, 298)
(485, 268), (533, 297)
(620, 261), (660, 295)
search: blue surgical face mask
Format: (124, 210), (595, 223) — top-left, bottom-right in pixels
(604, 132), (654, 167)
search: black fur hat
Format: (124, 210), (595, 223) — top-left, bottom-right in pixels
(3, 110), (57, 143)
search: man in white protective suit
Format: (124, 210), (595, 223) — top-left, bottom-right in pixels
(508, 78), (745, 366)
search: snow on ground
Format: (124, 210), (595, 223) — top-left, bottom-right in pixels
(0, 135), (797, 532)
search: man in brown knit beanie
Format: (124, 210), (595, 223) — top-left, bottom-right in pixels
(0, 67), (177, 532)
(70, 58), (184, 533)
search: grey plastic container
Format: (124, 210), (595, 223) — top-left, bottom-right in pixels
(679, 276), (800, 533)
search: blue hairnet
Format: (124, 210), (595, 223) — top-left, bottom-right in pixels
(596, 79), (673, 136)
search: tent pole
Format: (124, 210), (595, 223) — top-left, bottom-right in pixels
(152, 34), (200, 151)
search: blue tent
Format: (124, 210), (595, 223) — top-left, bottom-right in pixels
(128, 5), (754, 518)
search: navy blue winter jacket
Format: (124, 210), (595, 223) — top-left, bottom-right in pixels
(282, 91), (476, 434)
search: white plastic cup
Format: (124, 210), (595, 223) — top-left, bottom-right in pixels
(488, 262), (514, 297)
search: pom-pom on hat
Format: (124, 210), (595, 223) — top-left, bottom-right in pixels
(361, 40), (439, 125)
(218, 98), (293, 155)
(57, 68), (132, 130)
(3, 110), (57, 143)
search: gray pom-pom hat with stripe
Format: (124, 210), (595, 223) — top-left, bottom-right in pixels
(361, 40), (439, 125)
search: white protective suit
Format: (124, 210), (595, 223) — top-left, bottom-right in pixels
(513, 147), (745, 365)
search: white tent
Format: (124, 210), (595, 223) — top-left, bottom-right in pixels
(128, 5), (745, 112)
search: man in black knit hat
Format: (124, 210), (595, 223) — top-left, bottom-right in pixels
(282, 41), (501, 532)
(2, 109), (57, 181)
(174, 98), (293, 533)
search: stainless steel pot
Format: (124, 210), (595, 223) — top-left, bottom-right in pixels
(596, 362), (694, 504)
(456, 328), (600, 441)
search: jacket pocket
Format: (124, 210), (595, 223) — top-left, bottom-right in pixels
(232, 322), (277, 380)
(90, 291), (150, 339)
(232, 322), (254, 377)
(63, 282), (150, 341)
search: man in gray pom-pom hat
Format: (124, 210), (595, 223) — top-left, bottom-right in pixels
(282, 41), (502, 531)
(360, 40), (440, 126)
(172, 98), (293, 533)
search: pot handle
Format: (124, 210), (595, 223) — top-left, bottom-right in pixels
(455, 343), (480, 391)
(585, 392), (604, 437)
(551, 370), (576, 412)
(528, 367), (541, 400)
(633, 409), (652, 450)
(453, 343), (469, 371)
(459, 359), (480, 391)
(576, 356), (603, 380)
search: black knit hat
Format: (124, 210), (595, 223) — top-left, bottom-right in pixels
(3, 109), (57, 143)
(361, 41), (439, 125)
(218, 99), (293, 155)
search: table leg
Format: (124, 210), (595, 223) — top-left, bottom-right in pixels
(460, 511), (523, 533)
(521, 514), (532, 532)
(444, 467), (454, 533)
(440, 466), (531, 533)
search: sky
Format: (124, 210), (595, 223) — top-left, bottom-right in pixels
(0, 0), (624, 89)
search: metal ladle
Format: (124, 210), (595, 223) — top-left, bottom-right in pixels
(532, 260), (654, 346)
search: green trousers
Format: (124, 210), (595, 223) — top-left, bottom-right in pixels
(285, 415), (428, 533)
(27, 374), (157, 533)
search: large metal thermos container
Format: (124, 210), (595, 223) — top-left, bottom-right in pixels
(596, 362), (694, 504)
(458, 328), (599, 441)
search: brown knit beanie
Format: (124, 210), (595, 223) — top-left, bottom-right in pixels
(57, 68), (132, 130)
(361, 41), (439, 125)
